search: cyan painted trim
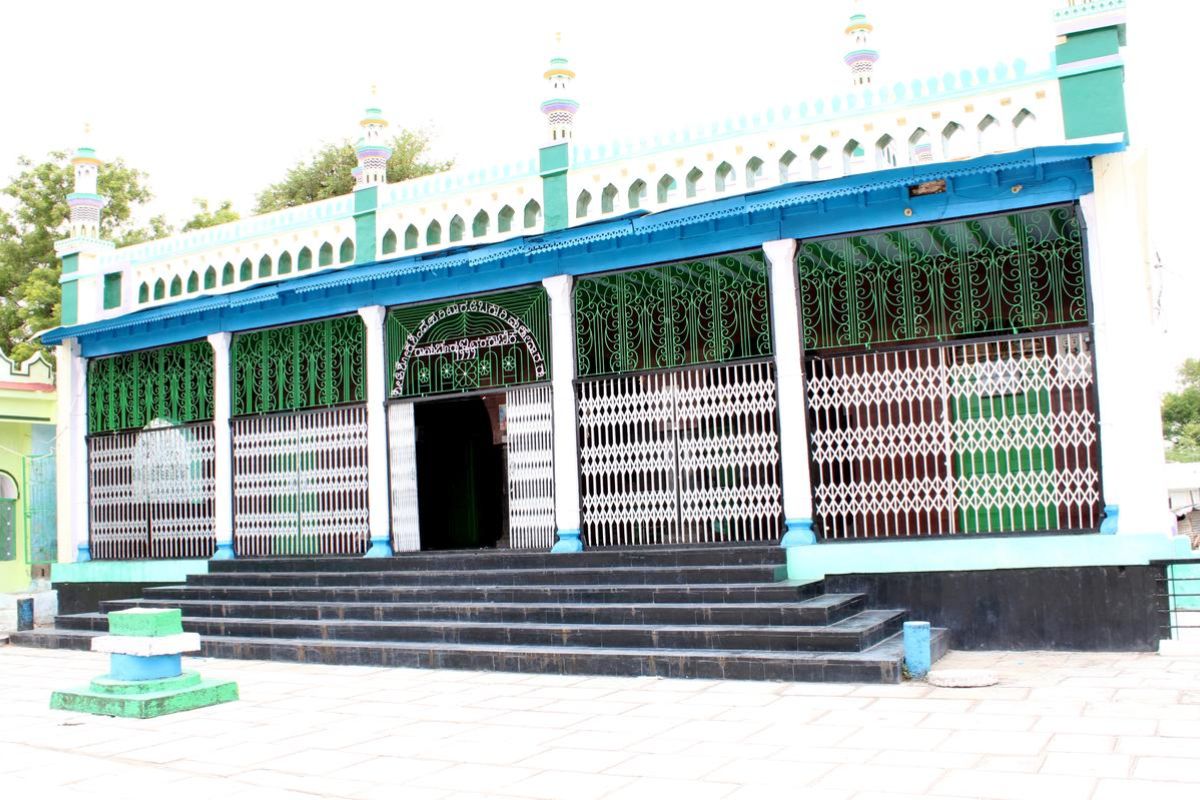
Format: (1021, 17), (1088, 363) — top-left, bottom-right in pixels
(785, 533), (1200, 581)
(61, 253), (80, 275)
(52, 559), (210, 584)
(42, 143), (1121, 357)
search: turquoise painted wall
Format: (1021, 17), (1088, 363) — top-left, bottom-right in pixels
(539, 144), (569, 232)
(1170, 564), (1200, 611)
(354, 186), (378, 265)
(787, 533), (1199, 582)
(1057, 24), (1127, 140)
(51, 559), (210, 584)
(60, 280), (79, 326)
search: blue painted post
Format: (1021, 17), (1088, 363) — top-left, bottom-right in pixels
(781, 518), (817, 547)
(903, 621), (932, 679)
(1099, 504), (1119, 534)
(551, 528), (583, 554)
(16, 597), (34, 631)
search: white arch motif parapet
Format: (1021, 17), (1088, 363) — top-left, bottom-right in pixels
(570, 57), (1053, 168)
(390, 299), (548, 397)
(87, 51), (1065, 322)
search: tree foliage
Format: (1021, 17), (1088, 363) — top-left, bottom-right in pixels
(182, 198), (240, 232)
(254, 130), (451, 214)
(1163, 359), (1200, 463)
(0, 151), (169, 361)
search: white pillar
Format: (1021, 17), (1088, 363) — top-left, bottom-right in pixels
(206, 332), (235, 559)
(358, 305), (394, 557)
(764, 238), (817, 546)
(1083, 151), (1170, 536)
(542, 274), (583, 552)
(55, 337), (90, 562)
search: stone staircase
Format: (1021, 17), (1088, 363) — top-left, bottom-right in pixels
(12, 544), (948, 683)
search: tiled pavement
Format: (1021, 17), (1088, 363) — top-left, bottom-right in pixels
(1, 647), (1198, 799)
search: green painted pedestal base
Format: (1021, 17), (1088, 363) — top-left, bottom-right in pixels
(50, 670), (238, 718)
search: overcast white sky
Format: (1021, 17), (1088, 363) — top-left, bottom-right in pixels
(0, 0), (1196, 385)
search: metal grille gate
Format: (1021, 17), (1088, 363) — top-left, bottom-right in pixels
(505, 385), (556, 550)
(87, 421), (217, 559)
(232, 404), (369, 556)
(22, 450), (57, 564)
(386, 387), (556, 551)
(805, 332), (1102, 538)
(387, 402), (420, 552)
(578, 361), (783, 547)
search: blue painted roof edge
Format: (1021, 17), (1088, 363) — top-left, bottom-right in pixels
(41, 141), (1122, 347)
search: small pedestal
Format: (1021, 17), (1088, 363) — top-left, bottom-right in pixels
(50, 608), (237, 718)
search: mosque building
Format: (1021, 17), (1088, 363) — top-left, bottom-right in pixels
(19, 0), (1196, 674)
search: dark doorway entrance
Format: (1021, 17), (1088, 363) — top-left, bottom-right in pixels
(414, 394), (506, 550)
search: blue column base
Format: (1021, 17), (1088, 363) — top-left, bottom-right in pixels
(365, 538), (394, 558)
(903, 621), (932, 679)
(551, 528), (583, 554)
(780, 518), (817, 547)
(1100, 504), (1119, 534)
(110, 653), (183, 681)
(76, 543), (91, 562)
(211, 541), (236, 560)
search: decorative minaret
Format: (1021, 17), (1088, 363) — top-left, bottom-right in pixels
(843, 1), (879, 88)
(350, 88), (389, 266)
(538, 34), (574, 233)
(353, 88), (392, 189)
(56, 125), (115, 326)
(68, 131), (104, 239)
(539, 34), (579, 143)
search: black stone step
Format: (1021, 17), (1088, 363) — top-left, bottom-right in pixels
(8, 627), (951, 683)
(187, 564), (786, 588)
(99, 592), (866, 627)
(141, 580), (823, 605)
(54, 608), (905, 652)
(207, 543), (786, 574)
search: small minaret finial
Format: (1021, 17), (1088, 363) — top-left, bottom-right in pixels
(844, 0), (879, 88)
(68, 125), (104, 239)
(354, 93), (392, 189)
(540, 33), (579, 144)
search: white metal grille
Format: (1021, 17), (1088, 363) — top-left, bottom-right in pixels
(387, 401), (420, 552)
(806, 332), (1102, 538)
(506, 385), (556, 549)
(233, 404), (369, 556)
(578, 362), (782, 547)
(677, 362), (782, 542)
(579, 372), (677, 546)
(88, 422), (216, 560)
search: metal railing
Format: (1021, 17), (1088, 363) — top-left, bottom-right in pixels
(1156, 561), (1200, 642)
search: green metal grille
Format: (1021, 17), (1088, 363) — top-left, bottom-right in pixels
(22, 450), (57, 564)
(386, 287), (551, 399)
(797, 205), (1087, 351)
(232, 315), (366, 415)
(88, 340), (215, 434)
(574, 250), (773, 378)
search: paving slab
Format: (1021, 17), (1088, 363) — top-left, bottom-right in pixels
(2, 646), (1200, 797)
